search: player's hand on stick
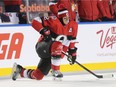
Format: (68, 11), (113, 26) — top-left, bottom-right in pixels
(67, 55), (76, 65)
(67, 47), (77, 65)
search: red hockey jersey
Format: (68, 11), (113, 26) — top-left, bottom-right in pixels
(32, 16), (78, 40)
(4, 0), (22, 5)
(44, 16), (78, 39)
(32, 16), (78, 58)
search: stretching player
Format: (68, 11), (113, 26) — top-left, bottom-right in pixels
(12, 8), (78, 80)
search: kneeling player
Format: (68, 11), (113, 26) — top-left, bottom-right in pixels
(12, 8), (78, 81)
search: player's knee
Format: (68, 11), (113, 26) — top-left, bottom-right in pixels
(51, 41), (63, 57)
(31, 69), (44, 80)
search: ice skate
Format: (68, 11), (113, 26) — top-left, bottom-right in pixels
(12, 62), (23, 81)
(51, 70), (63, 81)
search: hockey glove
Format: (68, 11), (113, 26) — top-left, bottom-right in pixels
(40, 27), (51, 42)
(68, 48), (77, 65)
(44, 35), (52, 42)
(67, 55), (76, 65)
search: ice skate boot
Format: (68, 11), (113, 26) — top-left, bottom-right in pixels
(51, 70), (63, 81)
(12, 62), (23, 81)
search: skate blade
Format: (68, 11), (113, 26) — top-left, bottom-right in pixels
(52, 77), (62, 81)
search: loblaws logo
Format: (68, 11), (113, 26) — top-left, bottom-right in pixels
(96, 27), (116, 49)
(0, 33), (24, 60)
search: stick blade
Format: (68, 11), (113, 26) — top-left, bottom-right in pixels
(102, 74), (114, 78)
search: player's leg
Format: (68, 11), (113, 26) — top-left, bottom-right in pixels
(50, 41), (63, 78)
(12, 41), (52, 81)
(26, 41), (52, 80)
(12, 58), (51, 80)
(24, 58), (51, 80)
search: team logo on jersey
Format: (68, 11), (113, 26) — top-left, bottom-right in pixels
(69, 28), (72, 32)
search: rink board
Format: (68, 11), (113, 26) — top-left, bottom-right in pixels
(0, 22), (116, 76)
(0, 62), (116, 76)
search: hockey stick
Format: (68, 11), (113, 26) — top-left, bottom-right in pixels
(62, 52), (114, 79)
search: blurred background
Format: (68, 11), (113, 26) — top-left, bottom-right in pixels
(0, 0), (116, 25)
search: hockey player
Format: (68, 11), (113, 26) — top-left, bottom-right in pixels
(12, 8), (78, 81)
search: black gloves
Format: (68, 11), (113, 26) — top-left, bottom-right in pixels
(68, 47), (77, 65)
(67, 55), (76, 65)
(44, 35), (51, 42)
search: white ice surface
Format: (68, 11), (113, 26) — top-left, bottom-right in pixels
(0, 72), (116, 87)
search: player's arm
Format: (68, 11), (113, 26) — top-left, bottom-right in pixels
(49, 1), (58, 16)
(49, 1), (65, 17)
(32, 17), (51, 42)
